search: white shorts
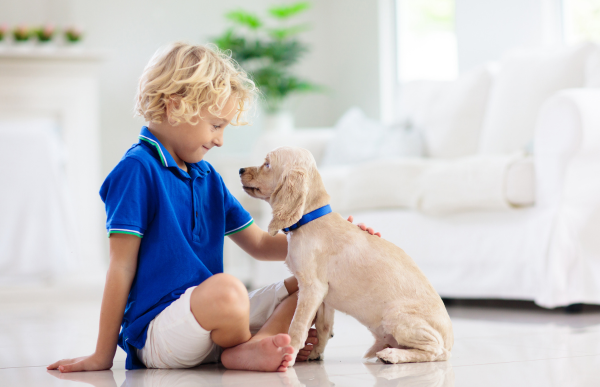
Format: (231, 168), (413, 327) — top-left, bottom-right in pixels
(137, 280), (290, 369)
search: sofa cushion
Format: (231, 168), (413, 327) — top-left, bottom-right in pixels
(403, 66), (493, 158)
(413, 154), (533, 215)
(505, 156), (534, 206)
(479, 44), (595, 155)
(320, 108), (422, 167)
(320, 158), (434, 212)
(320, 154), (534, 214)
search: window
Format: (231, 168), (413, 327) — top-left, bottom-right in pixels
(396, 0), (458, 82)
(563, 0), (600, 43)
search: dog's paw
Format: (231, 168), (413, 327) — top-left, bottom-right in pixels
(308, 348), (324, 361)
(376, 348), (399, 364)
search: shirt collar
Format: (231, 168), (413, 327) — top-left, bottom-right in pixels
(138, 126), (211, 177)
(139, 126), (177, 168)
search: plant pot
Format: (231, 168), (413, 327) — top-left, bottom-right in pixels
(263, 111), (294, 133)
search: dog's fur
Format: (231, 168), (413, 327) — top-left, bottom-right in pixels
(240, 147), (453, 365)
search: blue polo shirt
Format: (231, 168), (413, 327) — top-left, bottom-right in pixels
(99, 126), (253, 370)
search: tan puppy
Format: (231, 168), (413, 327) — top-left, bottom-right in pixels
(240, 147), (453, 365)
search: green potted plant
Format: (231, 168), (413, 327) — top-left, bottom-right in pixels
(213, 2), (320, 132)
(13, 24), (31, 42)
(64, 25), (83, 43)
(0, 24), (7, 42)
(35, 24), (56, 43)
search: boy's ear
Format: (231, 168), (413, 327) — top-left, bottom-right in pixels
(268, 168), (309, 236)
(168, 94), (182, 108)
(165, 95), (182, 124)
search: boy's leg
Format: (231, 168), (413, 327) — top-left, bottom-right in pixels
(221, 277), (319, 370)
(189, 273), (294, 372)
(190, 273), (251, 347)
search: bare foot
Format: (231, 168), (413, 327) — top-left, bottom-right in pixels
(221, 333), (295, 372)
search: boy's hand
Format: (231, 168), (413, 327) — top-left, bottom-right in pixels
(347, 215), (381, 237)
(296, 328), (318, 362)
(47, 353), (113, 373)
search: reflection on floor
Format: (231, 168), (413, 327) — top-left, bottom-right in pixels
(1, 287), (600, 387)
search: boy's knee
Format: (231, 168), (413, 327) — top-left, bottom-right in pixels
(190, 274), (250, 328)
(207, 273), (249, 313)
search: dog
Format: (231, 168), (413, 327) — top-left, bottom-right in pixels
(239, 147), (453, 365)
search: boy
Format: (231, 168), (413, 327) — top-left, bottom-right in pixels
(48, 42), (378, 373)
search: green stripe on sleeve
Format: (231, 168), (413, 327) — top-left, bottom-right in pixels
(225, 219), (254, 236)
(108, 230), (143, 238)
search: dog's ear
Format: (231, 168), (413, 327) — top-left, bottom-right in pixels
(268, 168), (309, 236)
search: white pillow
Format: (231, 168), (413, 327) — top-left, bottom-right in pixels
(479, 44), (595, 155)
(378, 122), (423, 160)
(320, 108), (422, 167)
(320, 108), (384, 167)
(404, 66), (493, 158)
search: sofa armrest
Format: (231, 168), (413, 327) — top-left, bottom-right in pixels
(252, 127), (335, 165)
(533, 89), (600, 306)
(534, 89), (600, 209)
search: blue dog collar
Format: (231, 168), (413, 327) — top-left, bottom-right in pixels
(282, 204), (332, 234)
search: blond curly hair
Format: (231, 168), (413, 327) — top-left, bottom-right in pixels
(135, 42), (257, 126)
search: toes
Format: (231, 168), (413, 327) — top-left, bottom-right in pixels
(272, 334), (291, 348)
(277, 365), (288, 372)
(307, 329), (317, 337)
(282, 345), (294, 355)
(306, 337), (318, 345)
(283, 354), (293, 362)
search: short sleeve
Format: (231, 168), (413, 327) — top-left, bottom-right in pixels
(221, 177), (253, 236)
(99, 157), (155, 238)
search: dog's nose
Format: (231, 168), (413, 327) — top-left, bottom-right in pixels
(239, 168), (245, 175)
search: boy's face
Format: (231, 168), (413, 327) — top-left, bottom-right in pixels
(167, 97), (238, 164)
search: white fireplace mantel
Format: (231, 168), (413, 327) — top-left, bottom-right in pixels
(0, 48), (108, 282)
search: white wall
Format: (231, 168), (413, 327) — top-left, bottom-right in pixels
(298, 0), (381, 125)
(0, 0), (382, 176)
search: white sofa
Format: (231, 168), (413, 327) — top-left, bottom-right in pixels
(230, 44), (600, 308)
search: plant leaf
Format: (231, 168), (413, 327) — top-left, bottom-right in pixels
(267, 24), (310, 40)
(264, 39), (308, 66)
(268, 2), (310, 19)
(213, 29), (269, 63)
(226, 10), (263, 29)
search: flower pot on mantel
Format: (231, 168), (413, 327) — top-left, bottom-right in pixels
(263, 111), (294, 133)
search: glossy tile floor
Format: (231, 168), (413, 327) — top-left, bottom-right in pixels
(2, 286), (600, 387)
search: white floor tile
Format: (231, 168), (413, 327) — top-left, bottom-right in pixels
(2, 290), (600, 386)
(452, 354), (600, 387)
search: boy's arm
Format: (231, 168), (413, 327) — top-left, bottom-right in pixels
(228, 216), (381, 262)
(47, 234), (140, 373)
(229, 223), (288, 261)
